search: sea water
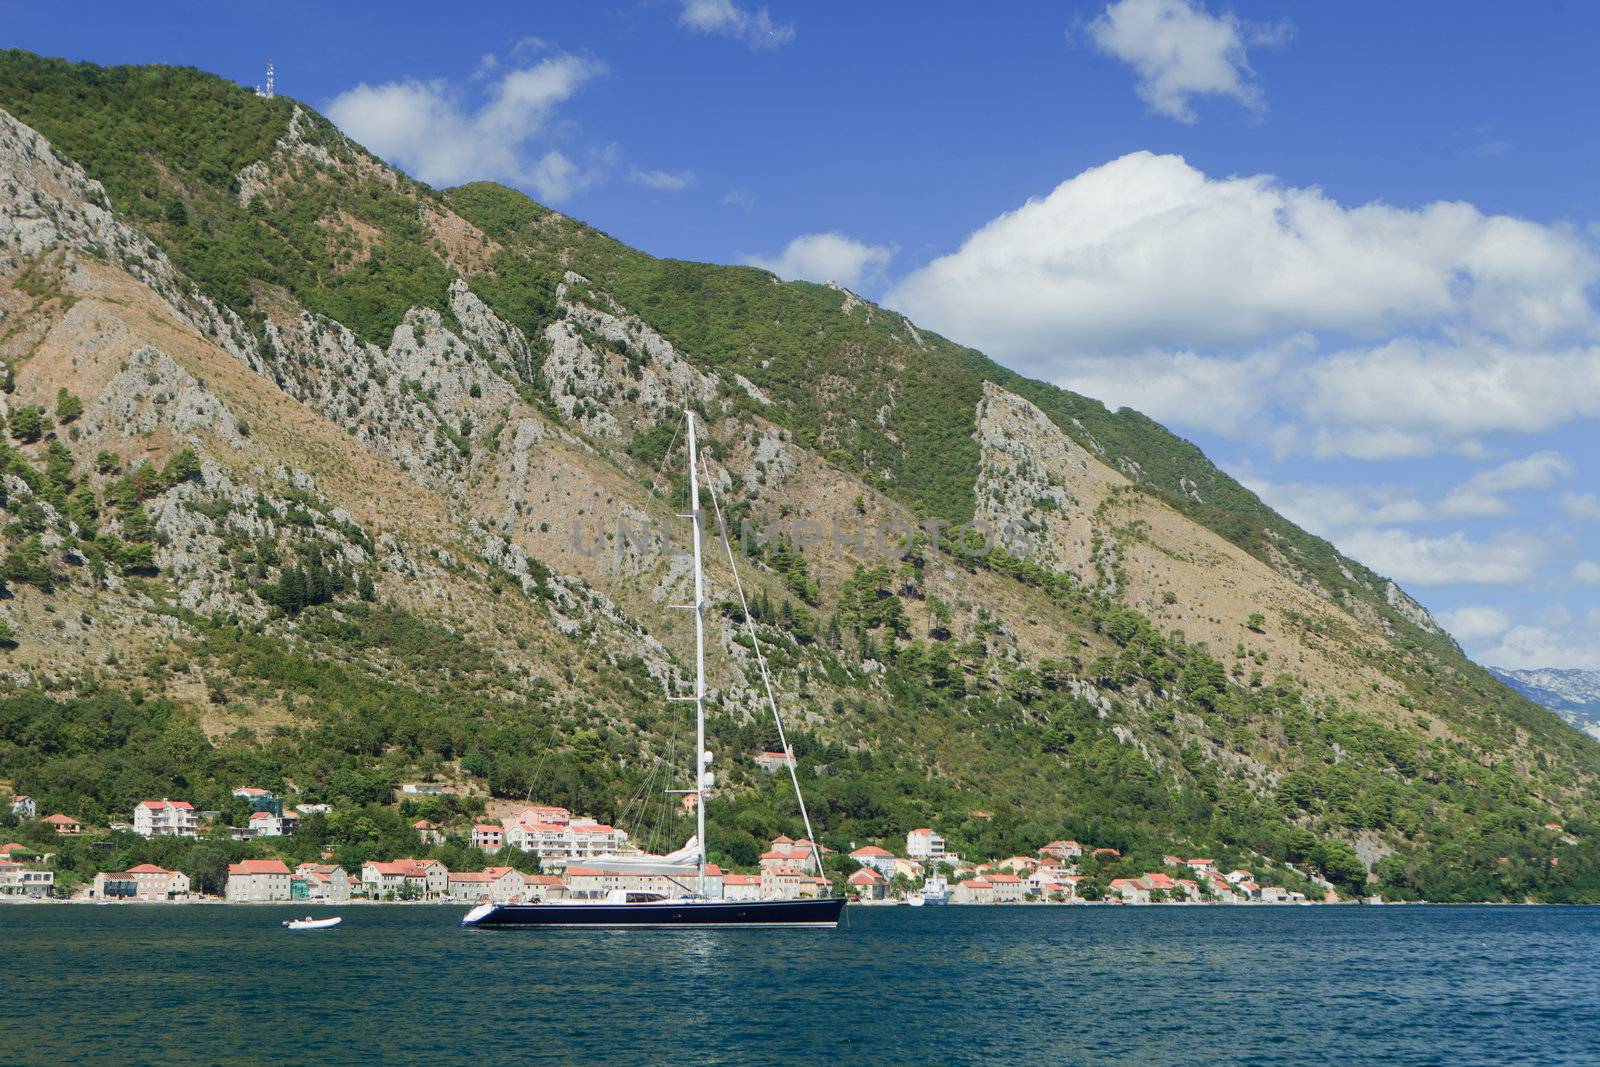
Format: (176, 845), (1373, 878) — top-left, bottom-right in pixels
(2, 903), (1597, 1065)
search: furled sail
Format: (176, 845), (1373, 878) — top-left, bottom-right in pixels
(579, 836), (701, 875)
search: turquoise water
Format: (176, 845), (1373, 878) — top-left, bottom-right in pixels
(3, 903), (1597, 1065)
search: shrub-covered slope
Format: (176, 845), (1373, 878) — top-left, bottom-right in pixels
(2, 51), (1599, 902)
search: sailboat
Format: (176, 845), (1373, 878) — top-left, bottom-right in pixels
(462, 410), (847, 929)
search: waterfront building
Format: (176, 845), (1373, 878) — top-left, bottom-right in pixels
(43, 813), (81, 835)
(362, 859), (447, 899)
(293, 863), (351, 902)
(722, 873), (761, 901)
(91, 864), (188, 901)
(847, 867), (888, 901)
(0, 859), (53, 897)
(133, 800), (197, 838)
(522, 874), (569, 901)
(447, 872), (495, 900)
(1108, 877), (1151, 904)
(226, 859), (292, 901)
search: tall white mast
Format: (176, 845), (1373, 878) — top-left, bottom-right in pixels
(686, 410), (709, 897)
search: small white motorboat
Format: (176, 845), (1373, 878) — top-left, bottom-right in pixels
(283, 915), (342, 930)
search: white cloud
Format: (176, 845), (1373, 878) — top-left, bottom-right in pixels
(326, 54), (605, 202)
(744, 233), (895, 289)
(1057, 340), (1298, 438)
(884, 151), (1600, 456)
(1436, 451), (1574, 517)
(1575, 561), (1600, 585)
(1337, 528), (1544, 586)
(1481, 624), (1600, 670)
(1304, 341), (1600, 458)
(722, 190), (757, 210)
(1237, 476), (1429, 539)
(1562, 492), (1600, 522)
(629, 168), (695, 191)
(1439, 605), (1512, 643)
(889, 152), (1597, 364)
(679, 0), (795, 48)
(1087, 0), (1288, 123)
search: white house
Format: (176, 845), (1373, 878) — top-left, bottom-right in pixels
(0, 860), (53, 897)
(471, 823), (504, 851)
(906, 828), (952, 864)
(849, 845), (897, 880)
(133, 800), (198, 839)
(247, 811), (285, 837)
(8, 795), (35, 820)
(226, 859), (291, 901)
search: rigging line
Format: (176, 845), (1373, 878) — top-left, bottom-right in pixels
(648, 412), (686, 498)
(699, 453), (826, 884)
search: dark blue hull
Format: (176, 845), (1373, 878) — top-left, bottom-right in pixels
(462, 896), (846, 928)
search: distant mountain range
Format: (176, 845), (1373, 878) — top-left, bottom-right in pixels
(1490, 668), (1600, 739)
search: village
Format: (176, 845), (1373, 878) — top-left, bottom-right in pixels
(4, 788), (1323, 906)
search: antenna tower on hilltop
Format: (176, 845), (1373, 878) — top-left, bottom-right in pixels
(255, 62), (275, 99)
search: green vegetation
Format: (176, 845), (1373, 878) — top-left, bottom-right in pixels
(2, 51), (1597, 903)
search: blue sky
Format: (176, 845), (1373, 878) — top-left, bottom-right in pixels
(7, 0), (1599, 669)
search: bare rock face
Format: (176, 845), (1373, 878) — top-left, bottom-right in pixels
(1384, 581), (1443, 635)
(542, 272), (721, 439)
(234, 106), (339, 207)
(0, 108), (265, 373)
(973, 380), (1114, 576)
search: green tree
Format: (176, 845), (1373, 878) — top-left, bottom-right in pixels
(54, 388), (84, 424)
(9, 405), (48, 442)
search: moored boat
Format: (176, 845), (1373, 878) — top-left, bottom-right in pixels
(463, 410), (845, 931)
(284, 915), (342, 930)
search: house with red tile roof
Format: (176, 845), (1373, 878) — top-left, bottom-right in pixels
(849, 845), (896, 880)
(722, 873), (762, 901)
(1108, 877), (1151, 904)
(471, 823), (503, 851)
(293, 863), (351, 902)
(8, 795), (35, 820)
(361, 858), (447, 899)
(133, 800), (197, 838)
(760, 864), (814, 900)
(92, 864), (190, 901)
(1091, 847), (1121, 860)
(847, 867), (888, 900)
(1142, 872), (1178, 892)
(952, 877), (994, 904)
(1039, 840), (1084, 859)
(755, 750), (794, 773)
(227, 858), (291, 901)
(413, 819), (443, 845)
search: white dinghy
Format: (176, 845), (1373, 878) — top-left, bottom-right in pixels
(283, 915), (342, 930)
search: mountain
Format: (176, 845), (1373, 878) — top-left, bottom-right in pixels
(1, 51), (1598, 901)
(1491, 668), (1600, 740)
